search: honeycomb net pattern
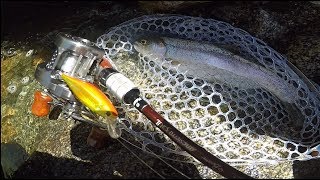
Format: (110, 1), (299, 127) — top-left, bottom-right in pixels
(96, 14), (320, 165)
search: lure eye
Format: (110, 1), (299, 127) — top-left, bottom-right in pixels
(140, 39), (147, 45)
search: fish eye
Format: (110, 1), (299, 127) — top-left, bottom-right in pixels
(140, 39), (147, 45)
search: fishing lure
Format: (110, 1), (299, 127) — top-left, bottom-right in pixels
(61, 73), (121, 139)
(61, 73), (118, 118)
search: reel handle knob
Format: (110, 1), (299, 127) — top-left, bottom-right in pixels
(31, 90), (53, 117)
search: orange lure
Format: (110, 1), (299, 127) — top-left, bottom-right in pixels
(61, 73), (118, 119)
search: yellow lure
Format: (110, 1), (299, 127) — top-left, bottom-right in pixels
(61, 73), (118, 119)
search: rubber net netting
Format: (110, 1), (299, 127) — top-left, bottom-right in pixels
(95, 14), (319, 166)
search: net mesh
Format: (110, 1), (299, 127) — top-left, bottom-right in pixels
(96, 14), (320, 165)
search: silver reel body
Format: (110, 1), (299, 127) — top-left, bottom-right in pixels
(34, 33), (105, 123)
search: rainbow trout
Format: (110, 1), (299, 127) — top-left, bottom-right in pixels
(133, 36), (299, 104)
(133, 36), (311, 123)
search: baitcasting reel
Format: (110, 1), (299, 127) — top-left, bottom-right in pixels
(35, 33), (104, 101)
(33, 33), (120, 138)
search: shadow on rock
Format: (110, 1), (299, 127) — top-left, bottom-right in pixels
(293, 158), (320, 179)
(12, 151), (116, 179)
(69, 122), (202, 178)
(11, 122), (201, 178)
(1, 142), (29, 179)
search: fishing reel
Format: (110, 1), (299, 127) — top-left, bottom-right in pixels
(32, 33), (120, 138)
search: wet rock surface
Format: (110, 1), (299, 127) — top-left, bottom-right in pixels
(137, 1), (211, 13)
(286, 35), (320, 84)
(1, 1), (319, 179)
(12, 123), (201, 179)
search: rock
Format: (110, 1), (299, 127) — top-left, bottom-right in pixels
(6, 84), (17, 94)
(310, 1), (320, 5)
(1, 116), (17, 143)
(20, 76), (30, 85)
(251, 8), (288, 45)
(86, 127), (110, 149)
(1, 143), (29, 178)
(285, 35), (320, 85)
(25, 49), (34, 57)
(138, 1), (210, 13)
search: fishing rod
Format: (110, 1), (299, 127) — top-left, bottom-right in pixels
(32, 33), (252, 179)
(97, 60), (252, 179)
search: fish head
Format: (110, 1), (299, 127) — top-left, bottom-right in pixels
(133, 36), (166, 57)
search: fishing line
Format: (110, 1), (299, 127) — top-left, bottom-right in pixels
(118, 136), (191, 179)
(116, 137), (165, 179)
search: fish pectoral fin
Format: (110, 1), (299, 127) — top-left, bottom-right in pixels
(170, 60), (181, 66)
